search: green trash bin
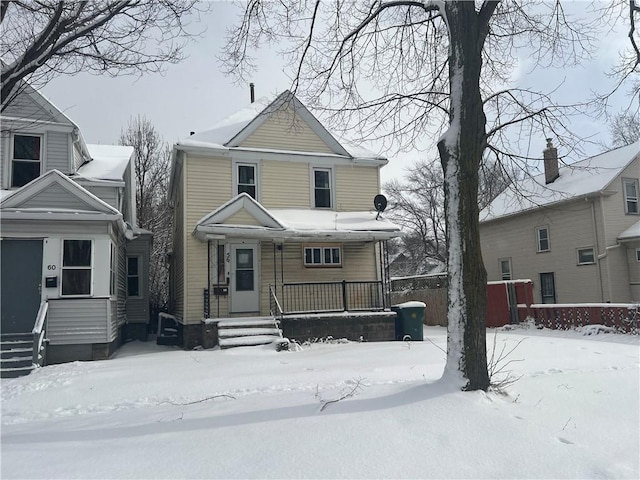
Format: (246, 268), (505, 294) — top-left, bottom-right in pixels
(391, 301), (426, 341)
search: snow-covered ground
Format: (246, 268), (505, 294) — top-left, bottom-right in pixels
(2, 325), (638, 479)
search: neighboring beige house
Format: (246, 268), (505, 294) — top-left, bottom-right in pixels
(169, 90), (401, 348)
(480, 140), (640, 305)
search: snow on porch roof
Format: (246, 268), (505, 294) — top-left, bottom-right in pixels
(618, 220), (640, 241)
(481, 141), (640, 222)
(270, 208), (400, 236)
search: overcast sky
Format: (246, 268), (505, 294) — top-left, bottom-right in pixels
(41, 2), (635, 184)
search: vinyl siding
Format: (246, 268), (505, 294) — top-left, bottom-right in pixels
(226, 209), (262, 226)
(480, 198), (602, 303)
(183, 155), (233, 323)
(172, 166), (185, 320)
(126, 235), (151, 323)
(261, 161), (311, 208)
(47, 298), (110, 345)
(0, 220), (108, 236)
(2, 89), (59, 122)
(600, 158), (640, 246)
(85, 185), (119, 209)
(335, 165), (380, 211)
(45, 131), (70, 173)
(240, 105), (334, 154)
(20, 182), (92, 210)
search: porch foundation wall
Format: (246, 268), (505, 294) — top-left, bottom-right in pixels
(281, 312), (396, 343)
(181, 323), (202, 350)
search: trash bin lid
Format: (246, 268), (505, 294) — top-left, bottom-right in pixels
(394, 301), (426, 308)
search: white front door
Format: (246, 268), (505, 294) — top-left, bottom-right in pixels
(230, 243), (260, 313)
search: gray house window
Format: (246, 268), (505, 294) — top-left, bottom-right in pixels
(62, 240), (92, 296)
(313, 168), (332, 208)
(11, 134), (42, 187)
(499, 258), (512, 280)
(539, 272), (556, 304)
(127, 256), (141, 297)
(623, 178), (639, 214)
(577, 247), (595, 265)
(536, 226), (550, 252)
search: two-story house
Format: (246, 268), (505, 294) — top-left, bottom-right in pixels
(480, 140), (640, 304)
(0, 83), (151, 375)
(169, 90), (401, 349)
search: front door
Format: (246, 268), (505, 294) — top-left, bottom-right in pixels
(230, 243), (260, 313)
(540, 272), (556, 304)
(1, 239), (43, 333)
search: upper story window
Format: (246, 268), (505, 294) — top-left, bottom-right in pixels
(237, 163), (257, 199)
(313, 168), (332, 208)
(304, 244), (342, 267)
(536, 226), (550, 252)
(62, 239), (92, 296)
(577, 247), (595, 265)
(499, 258), (512, 280)
(11, 134), (42, 187)
(127, 256), (141, 297)
(623, 178), (639, 214)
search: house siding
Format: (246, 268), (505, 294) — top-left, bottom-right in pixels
(600, 157), (640, 245)
(126, 235), (151, 324)
(20, 182), (91, 210)
(261, 160), (311, 207)
(2, 89), (60, 123)
(239, 105), (334, 154)
(172, 163), (186, 321)
(335, 165), (380, 211)
(47, 298), (110, 345)
(85, 185), (119, 209)
(45, 131), (70, 173)
(481, 198), (602, 303)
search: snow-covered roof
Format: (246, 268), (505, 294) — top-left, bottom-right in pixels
(481, 141), (640, 222)
(176, 90), (384, 161)
(618, 220), (640, 241)
(193, 194), (400, 242)
(75, 144), (134, 182)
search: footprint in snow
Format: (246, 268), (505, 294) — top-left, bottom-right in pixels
(558, 437), (574, 445)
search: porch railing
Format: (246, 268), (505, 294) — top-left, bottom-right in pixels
(269, 285), (284, 320)
(276, 280), (385, 315)
(31, 300), (48, 368)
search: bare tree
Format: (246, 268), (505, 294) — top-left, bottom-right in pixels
(610, 113), (640, 147)
(221, 1), (635, 391)
(120, 116), (172, 311)
(1, 1), (206, 110)
(384, 157), (512, 276)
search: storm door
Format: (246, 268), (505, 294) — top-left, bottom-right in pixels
(540, 272), (556, 304)
(1, 239), (43, 333)
(230, 244), (259, 313)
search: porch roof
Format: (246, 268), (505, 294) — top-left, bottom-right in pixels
(194, 195), (401, 242)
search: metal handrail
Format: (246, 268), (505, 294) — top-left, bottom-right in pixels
(31, 300), (48, 367)
(269, 285), (284, 320)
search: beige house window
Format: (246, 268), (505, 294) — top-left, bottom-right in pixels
(536, 226), (550, 252)
(304, 244), (342, 267)
(499, 258), (512, 280)
(576, 247), (595, 265)
(237, 163), (257, 199)
(623, 178), (639, 214)
(313, 168), (332, 208)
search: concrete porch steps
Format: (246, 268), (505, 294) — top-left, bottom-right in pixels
(1, 333), (36, 378)
(216, 316), (283, 349)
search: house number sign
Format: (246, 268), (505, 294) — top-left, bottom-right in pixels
(47, 265), (57, 270)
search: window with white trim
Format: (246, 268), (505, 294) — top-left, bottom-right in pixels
(499, 258), (512, 280)
(304, 245), (342, 267)
(237, 163), (257, 199)
(536, 226), (550, 252)
(11, 134), (42, 187)
(313, 168), (332, 208)
(62, 240), (92, 296)
(577, 247), (595, 265)
(127, 256), (141, 297)
(623, 178), (639, 214)
(110, 243), (117, 295)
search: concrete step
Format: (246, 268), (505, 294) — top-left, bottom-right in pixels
(1, 364), (35, 379)
(217, 316), (279, 328)
(0, 347), (32, 359)
(219, 334), (283, 349)
(218, 327), (282, 338)
(1, 356), (33, 370)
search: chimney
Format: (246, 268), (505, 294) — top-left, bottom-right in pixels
(249, 83), (255, 103)
(543, 138), (559, 184)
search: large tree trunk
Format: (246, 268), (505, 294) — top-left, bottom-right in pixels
(437, 2), (489, 391)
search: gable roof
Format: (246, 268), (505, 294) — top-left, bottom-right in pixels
(481, 141), (640, 222)
(176, 90), (384, 161)
(196, 193), (285, 231)
(1, 169), (121, 219)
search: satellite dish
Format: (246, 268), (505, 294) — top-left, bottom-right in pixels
(374, 194), (387, 214)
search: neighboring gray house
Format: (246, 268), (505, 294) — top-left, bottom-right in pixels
(1, 83), (151, 376)
(480, 140), (640, 304)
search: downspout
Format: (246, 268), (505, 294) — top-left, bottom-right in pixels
(217, 240), (220, 318)
(589, 198), (605, 302)
(207, 240), (211, 318)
